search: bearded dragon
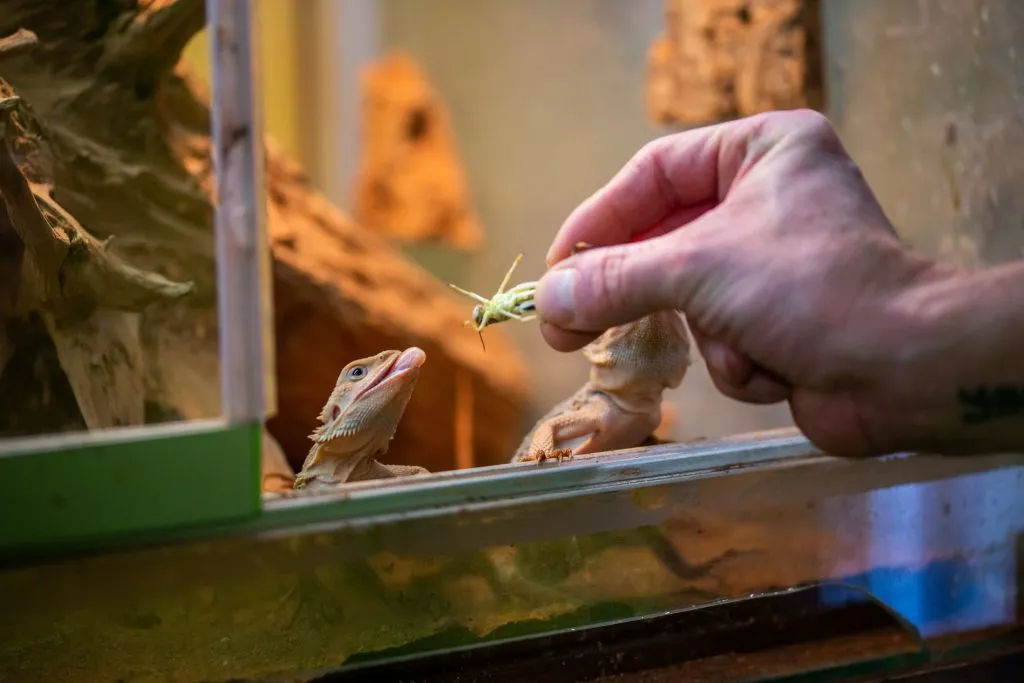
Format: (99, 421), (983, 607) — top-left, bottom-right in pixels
(512, 310), (692, 463)
(293, 347), (431, 490)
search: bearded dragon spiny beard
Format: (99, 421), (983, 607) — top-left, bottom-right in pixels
(293, 347), (431, 490)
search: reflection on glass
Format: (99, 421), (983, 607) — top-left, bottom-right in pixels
(3, 451), (1023, 681)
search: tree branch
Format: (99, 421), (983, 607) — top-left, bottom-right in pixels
(0, 108), (194, 315)
(0, 28), (36, 61)
(99, 0), (206, 85)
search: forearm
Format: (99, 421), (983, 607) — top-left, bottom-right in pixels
(874, 260), (1024, 455)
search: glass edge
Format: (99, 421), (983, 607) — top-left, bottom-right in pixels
(0, 418), (232, 458)
(0, 427), (814, 563)
(258, 427), (824, 528)
(5, 421), (1022, 564)
(256, 428), (1024, 534)
(252, 443), (1023, 544)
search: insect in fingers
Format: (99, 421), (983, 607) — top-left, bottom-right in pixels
(448, 253), (538, 350)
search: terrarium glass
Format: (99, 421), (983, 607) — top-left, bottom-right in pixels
(3, 2), (1024, 682)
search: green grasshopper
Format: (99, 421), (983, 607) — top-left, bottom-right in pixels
(448, 253), (537, 350)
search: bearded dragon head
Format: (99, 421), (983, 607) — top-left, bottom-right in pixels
(311, 347), (427, 445)
(582, 310), (692, 395)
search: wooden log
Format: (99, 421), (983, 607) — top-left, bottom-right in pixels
(0, 1), (528, 472)
(645, 0), (823, 126)
(0, 29), (194, 434)
(262, 138), (526, 471)
(352, 51), (484, 252)
(260, 429), (295, 493)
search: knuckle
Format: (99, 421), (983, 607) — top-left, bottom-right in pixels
(703, 359), (748, 401)
(635, 137), (661, 162)
(638, 133), (675, 159)
(791, 107), (830, 125)
(589, 249), (630, 316)
(669, 237), (716, 310)
(792, 109), (840, 145)
(756, 108), (837, 146)
(628, 136), (671, 178)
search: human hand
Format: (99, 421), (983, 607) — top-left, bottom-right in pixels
(534, 110), (953, 457)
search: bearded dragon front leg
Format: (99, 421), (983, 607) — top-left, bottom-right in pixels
(518, 411), (592, 464)
(513, 309), (692, 465)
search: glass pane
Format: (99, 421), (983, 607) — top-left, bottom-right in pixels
(252, 0), (802, 497)
(3, 445), (1023, 681)
(0, 2), (225, 445)
(249, 0), (1024, 499)
(202, 0), (1024, 675)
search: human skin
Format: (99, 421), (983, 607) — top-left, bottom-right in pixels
(533, 109), (1024, 458)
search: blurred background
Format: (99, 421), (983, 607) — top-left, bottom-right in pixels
(184, 0), (799, 450)
(183, 0), (1024, 458)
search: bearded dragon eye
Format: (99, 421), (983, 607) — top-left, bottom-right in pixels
(346, 365), (367, 380)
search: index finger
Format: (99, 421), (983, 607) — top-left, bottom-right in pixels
(546, 112), (790, 267)
(546, 126), (723, 267)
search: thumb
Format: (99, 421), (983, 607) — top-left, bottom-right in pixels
(534, 235), (691, 334)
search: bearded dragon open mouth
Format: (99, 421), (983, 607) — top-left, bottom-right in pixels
(296, 345), (433, 488)
(352, 347), (426, 404)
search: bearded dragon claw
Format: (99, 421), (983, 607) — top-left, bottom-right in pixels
(520, 448), (575, 464)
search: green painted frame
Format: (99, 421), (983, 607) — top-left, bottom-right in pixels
(0, 0), (273, 557)
(0, 422), (262, 555)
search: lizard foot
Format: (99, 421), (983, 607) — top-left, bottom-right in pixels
(521, 448), (574, 464)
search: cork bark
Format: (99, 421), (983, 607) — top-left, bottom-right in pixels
(352, 52), (484, 252)
(0, 1), (527, 473)
(646, 0), (823, 126)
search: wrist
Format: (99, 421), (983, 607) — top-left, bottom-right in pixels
(864, 260), (1024, 455)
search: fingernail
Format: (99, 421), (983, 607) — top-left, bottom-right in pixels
(536, 268), (578, 325)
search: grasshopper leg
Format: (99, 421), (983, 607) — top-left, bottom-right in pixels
(497, 308), (528, 321)
(493, 253), (524, 298)
(448, 283), (491, 305)
(492, 302), (538, 323)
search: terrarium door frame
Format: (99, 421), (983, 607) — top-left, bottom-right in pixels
(0, 0), (273, 556)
